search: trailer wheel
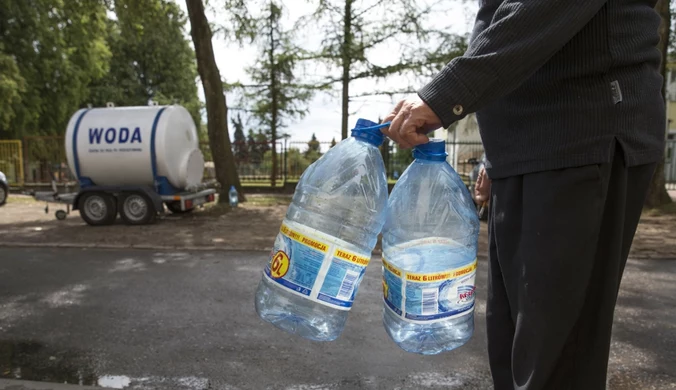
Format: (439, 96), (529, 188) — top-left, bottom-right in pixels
(55, 210), (67, 220)
(166, 201), (194, 214)
(119, 192), (156, 225)
(79, 192), (117, 226)
(0, 182), (7, 207)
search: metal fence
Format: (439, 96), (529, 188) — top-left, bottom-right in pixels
(666, 139), (676, 190)
(198, 139), (486, 186)
(10, 135), (485, 188)
(0, 140), (24, 185)
(13, 135), (676, 191)
(22, 135), (74, 184)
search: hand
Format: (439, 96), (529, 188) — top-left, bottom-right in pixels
(474, 167), (491, 205)
(381, 96), (442, 148)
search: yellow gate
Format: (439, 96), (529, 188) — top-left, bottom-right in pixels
(0, 140), (24, 186)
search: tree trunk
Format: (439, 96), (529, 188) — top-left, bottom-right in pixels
(340, 0), (352, 140)
(185, 0), (245, 203)
(646, 0), (672, 208)
(269, 3), (278, 188)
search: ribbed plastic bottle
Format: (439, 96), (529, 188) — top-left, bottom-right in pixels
(381, 139), (480, 355)
(255, 119), (389, 341)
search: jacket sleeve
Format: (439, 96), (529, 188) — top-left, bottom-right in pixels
(418, 0), (608, 127)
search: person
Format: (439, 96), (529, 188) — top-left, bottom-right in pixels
(381, 1), (665, 389)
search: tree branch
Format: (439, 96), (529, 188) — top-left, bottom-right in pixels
(350, 88), (417, 98)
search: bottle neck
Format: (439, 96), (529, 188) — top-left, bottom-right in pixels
(412, 149), (447, 162)
(350, 121), (388, 146)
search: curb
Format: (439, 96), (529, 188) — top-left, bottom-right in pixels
(0, 241), (385, 255)
(0, 379), (102, 390)
(0, 241), (271, 252)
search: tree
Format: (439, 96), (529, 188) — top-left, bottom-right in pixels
(379, 138), (391, 177)
(307, 133), (320, 153)
(646, 0), (673, 208)
(186, 0), (244, 203)
(330, 137), (337, 148)
(392, 145), (413, 178)
(303, 0), (467, 139)
(89, 0), (202, 126)
(305, 133), (322, 162)
(0, 45), (25, 130)
(247, 129), (259, 164)
(230, 0), (314, 187)
(0, 0), (111, 139)
(255, 129), (271, 155)
(232, 113), (248, 161)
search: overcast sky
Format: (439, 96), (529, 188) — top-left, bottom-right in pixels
(178, 0), (479, 143)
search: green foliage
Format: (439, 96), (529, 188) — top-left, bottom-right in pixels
(303, 133), (321, 162)
(391, 144), (413, 177)
(229, 1), (314, 143)
(0, 46), (26, 130)
(0, 0), (200, 139)
(232, 113), (249, 161)
(246, 128), (270, 165)
(0, 0), (111, 138)
(300, 0), (467, 138)
(379, 137), (391, 172)
(262, 146), (315, 178)
(89, 0), (201, 126)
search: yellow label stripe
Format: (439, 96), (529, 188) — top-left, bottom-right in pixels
(407, 260), (477, 283)
(279, 223), (329, 253)
(382, 258), (477, 283)
(382, 258), (402, 277)
(334, 249), (370, 267)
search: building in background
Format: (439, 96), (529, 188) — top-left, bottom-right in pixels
(433, 114), (483, 176)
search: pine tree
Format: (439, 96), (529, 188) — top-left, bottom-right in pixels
(305, 133), (321, 162)
(302, 0), (466, 139)
(232, 113), (248, 161)
(229, 0), (313, 186)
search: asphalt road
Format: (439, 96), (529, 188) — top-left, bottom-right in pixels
(0, 248), (674, 390)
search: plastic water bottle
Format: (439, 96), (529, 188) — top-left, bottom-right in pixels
(229, 185), (238, 207)
(381, 139), (480, 355)
(255, 119), (389, 341)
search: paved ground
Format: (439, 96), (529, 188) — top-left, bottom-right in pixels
(3, 195), (676, 259)
(0, 248), (675, 390)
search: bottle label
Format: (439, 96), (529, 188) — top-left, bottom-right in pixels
(382, 254), (477, 324)
(264, 220), (372, 310)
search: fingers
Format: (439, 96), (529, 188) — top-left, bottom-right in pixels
(474, 168), (491, 204)
(382, 97), (440, 149)
(400, 114), (430, 147)
(380, 100), (403, 142)
(389, 105), (411, 148)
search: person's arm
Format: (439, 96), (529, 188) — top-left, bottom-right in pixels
(418, 0), (608, 128)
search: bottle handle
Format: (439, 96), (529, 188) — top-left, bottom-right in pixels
(356, 122), (391, 132)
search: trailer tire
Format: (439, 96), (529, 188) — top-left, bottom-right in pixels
(166, 201), (194, 214)
(0, 181), (8, 207)
(119, 192), (156, 225)
(55, 210), (68, 220)
(79, 192), (117, 226)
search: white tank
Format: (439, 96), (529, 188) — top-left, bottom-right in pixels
(65, 105), (205, 192)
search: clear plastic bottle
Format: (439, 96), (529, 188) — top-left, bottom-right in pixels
(381, 139), (480, 355)
(229, 185), (238, 207)
(255, 119), (389, 341)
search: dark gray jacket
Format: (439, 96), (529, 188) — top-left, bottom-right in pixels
(419, 0), (666, 179)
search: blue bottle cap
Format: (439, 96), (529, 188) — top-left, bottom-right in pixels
(230, 185), (236, 190)
(413, 139), (448, 161)
(350, 118), (387, 146)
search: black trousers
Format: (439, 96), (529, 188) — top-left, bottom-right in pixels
(487, 143), (657, 390)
